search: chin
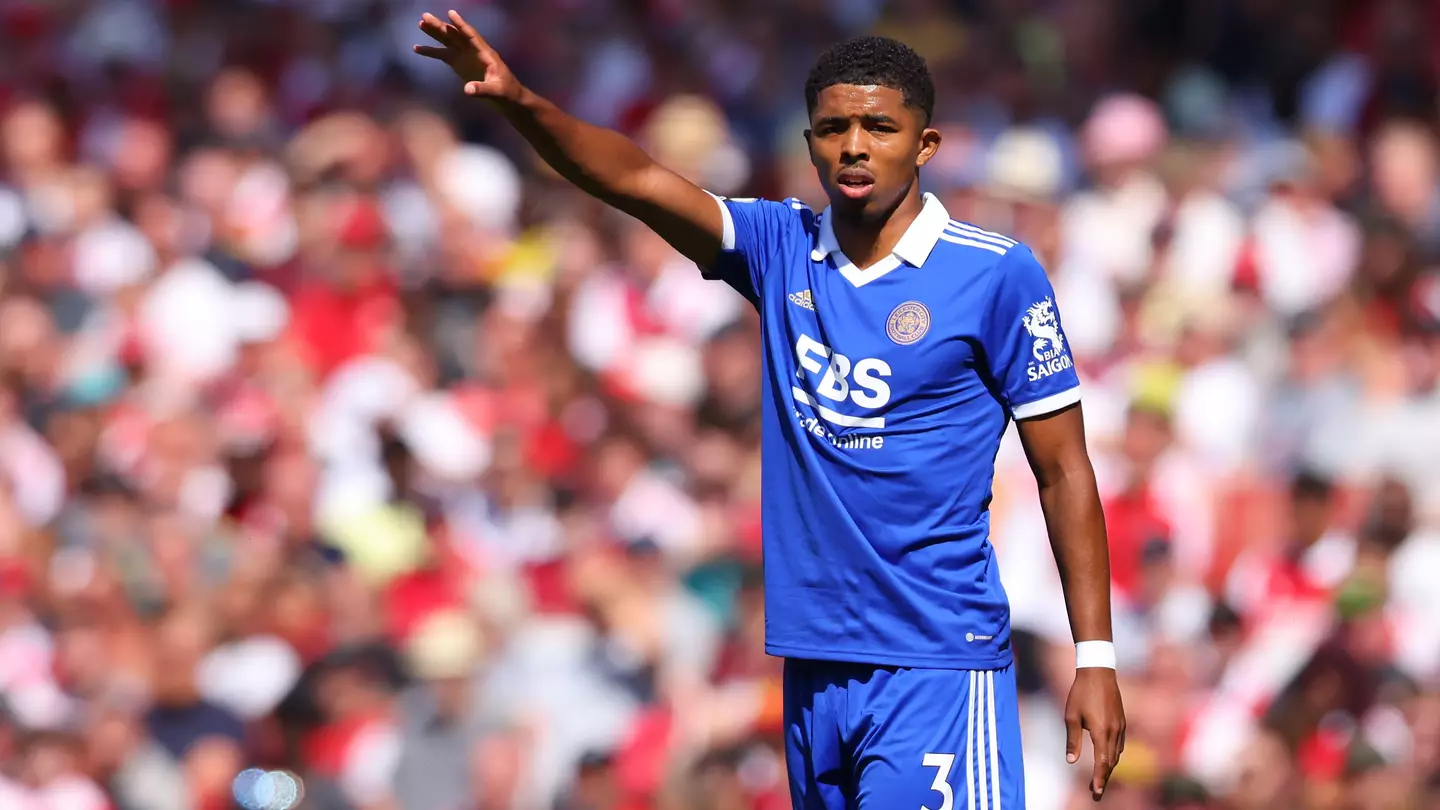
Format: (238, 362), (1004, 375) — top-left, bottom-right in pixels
(824, 187), (886, 219)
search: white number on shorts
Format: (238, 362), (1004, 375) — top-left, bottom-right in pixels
(921, 753), (956, 810)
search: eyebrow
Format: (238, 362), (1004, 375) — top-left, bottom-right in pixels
(814, 113), (902, 128)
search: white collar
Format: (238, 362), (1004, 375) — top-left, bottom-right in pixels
(810, 192), (951, 268)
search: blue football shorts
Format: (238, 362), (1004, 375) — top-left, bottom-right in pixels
(783, 659), (1025, 810)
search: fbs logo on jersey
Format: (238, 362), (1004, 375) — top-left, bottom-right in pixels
(1023, 297), (1073, 381)
(789, 289), (815, 311)
(793, 334), (892, 429)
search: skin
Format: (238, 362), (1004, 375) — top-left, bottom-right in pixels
(1017, 404), (1126, 798)
(804, 83), (939, 267)
(414, 9), (1124, 800)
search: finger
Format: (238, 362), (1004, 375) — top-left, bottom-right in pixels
(412, 45), (453, 62)
(1114, 723), (1126, 782)
(1065, 712), (1081, 765)
(464, 80), (503, 97)
(1088, 728), (1115, 801)
(448, 9), (487, 45)
(1106, 725), (1122, 790)
(420, 13), (467, 47)
(446, 10), (503, 77)
(418, 14), (455, 45)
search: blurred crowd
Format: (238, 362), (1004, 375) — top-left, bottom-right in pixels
(0, 0), (1438, 809)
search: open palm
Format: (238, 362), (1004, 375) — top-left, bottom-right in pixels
(413, 10), (521, 103)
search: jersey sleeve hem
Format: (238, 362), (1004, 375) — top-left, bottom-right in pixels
(1011, 385), (1081, 420)
(705, 191), (736, 251)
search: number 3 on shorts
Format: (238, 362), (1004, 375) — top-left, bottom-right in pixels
(922, 753), (956, 810)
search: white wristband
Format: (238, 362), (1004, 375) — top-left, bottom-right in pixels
(1075, 641), (1116, 670)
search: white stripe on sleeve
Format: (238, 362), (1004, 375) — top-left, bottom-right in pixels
(1011, 386), (1082, 421)
(946, 221), (1017, 247)
(937, 233), (1009, 256)
(706, 191), (736, 251)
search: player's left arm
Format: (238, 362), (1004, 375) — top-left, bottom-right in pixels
(979, 245), (1124, 802)
(1016, 408), (1125, 802)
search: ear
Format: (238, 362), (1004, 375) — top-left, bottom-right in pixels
(916, 126), (942, 168)
(804, 129), (819, 166)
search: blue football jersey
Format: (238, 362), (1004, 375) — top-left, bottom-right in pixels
(704, 192), (1081, 669)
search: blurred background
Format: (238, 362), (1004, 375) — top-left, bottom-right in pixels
(0, 0), (1437, 808)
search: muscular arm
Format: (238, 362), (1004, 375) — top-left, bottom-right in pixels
(1015, 404), (1125, 802)
(493, 90), (724, 265)
(415, 11), (723, 267)
(1015, 404), (1112, 645)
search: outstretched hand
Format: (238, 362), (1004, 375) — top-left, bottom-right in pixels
(1065, 667), (1126, 801)
(413, 10), (522, 103)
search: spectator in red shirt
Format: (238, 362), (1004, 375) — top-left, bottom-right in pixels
(1105, 404), (1178, 602)
(286, 197), (400, 380)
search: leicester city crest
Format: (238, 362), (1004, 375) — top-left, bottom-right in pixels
(886, 301), (931, 345)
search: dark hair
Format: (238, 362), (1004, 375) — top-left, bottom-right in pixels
(1207, 602), (1242, 636)
(805, 36), (935, 125)
(1289, 468), (1334, 502)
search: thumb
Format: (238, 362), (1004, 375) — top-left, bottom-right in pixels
(464, 79), (514, 100)
(1065, 712), (1082, 765)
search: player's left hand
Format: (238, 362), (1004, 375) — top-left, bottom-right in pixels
(1064, 667), (1126, 801)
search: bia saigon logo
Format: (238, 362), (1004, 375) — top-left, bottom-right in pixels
(1022, 297), (1072, 381)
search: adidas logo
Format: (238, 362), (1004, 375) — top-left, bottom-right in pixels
(788, 290), (815, 311)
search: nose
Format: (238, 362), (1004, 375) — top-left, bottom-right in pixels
(840, 123), (868, 164)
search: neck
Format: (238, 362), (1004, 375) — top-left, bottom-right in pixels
(832, 185), (925, 269)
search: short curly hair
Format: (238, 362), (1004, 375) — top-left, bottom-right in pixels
(804, 36), (935, 125)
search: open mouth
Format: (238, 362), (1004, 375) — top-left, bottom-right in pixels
(837, 169), (875, 199)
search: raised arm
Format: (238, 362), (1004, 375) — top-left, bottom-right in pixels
(1015, 406), (1125, 802)
(414, 10), (724, 267)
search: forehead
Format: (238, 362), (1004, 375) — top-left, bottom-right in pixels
(811, 84), (913, 121)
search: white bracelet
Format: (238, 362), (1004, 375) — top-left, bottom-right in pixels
(1074, 640), (1117, 670)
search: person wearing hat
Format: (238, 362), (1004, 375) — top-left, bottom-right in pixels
(392, 608), (501, 810)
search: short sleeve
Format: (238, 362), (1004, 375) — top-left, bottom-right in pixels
(980, 245), (1082, 420)
(701, 194), (798, 306)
